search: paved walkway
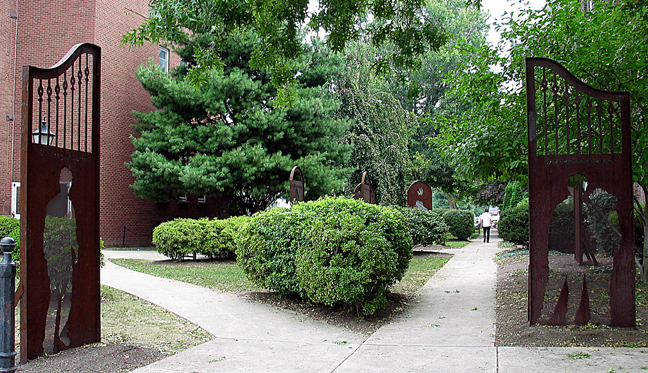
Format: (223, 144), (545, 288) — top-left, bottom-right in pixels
(102, 231), (648, 372)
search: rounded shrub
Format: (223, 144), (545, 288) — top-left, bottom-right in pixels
(498, 203), (529, 246)
(236, 197), (413, 315)
(441, 209), (474, 240)
(395, 207), (448, 246)
(153, 218), (210, 261)
(293, 198), (412, 315)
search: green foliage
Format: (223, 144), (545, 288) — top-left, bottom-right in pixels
(235, 197), (413, 314)
(128, 34), (351, 213)
(441, 209), (474, 240)
(122, 0), (481, 101)
(0, 215), (19, 238)
(235, 208), (305, 297)
(0, 216), (20, 262)
(338, 45), (414, 206)
(502, 181), (523, 213)
(153, 217), (249, 260)
(548, 201), (575, 254)
(395, 207), (448, 246)
(498, 204), (529, 246)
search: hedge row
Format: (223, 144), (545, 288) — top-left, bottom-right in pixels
(395, 207), (448, 246)
(0, 216), (20, 262)
(153, 216), (250, 261)
(236, 197), (413, 315)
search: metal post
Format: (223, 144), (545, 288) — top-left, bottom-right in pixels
(0, 237), (17, 373)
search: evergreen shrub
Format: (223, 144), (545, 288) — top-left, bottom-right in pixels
(236, 197), (413, 315)
(498, 204), (529, 246)
(441, 209), (474, 240)
(395, 207), (448, 246)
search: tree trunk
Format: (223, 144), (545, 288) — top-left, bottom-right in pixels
(446, 194), (457, 209)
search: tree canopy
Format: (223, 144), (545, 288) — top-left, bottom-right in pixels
(127, 31), (351, 214)
(123, 0), (481, 104)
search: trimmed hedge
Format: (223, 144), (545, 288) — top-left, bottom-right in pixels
(153, 217), (250, 261)
(395, 207), (448, 246)
(441, 209), (474, 240)
(236, 197), (413, 315)
(498, 204), (529, 246)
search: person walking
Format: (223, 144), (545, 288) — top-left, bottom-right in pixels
(479, 208), (492, 243)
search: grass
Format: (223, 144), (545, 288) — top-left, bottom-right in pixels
(111, 255), (450, 296)
(101, 285), (212, 354)
(111, 258), (263, 292)
(444, 241), (470, 248)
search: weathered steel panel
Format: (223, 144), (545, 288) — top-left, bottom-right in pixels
(526, 57), (634, 327)
(19, 43), (101, 362)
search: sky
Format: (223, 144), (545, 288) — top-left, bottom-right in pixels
(481, 0), (547, 44)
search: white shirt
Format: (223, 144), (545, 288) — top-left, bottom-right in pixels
(480, 212), (492, 227)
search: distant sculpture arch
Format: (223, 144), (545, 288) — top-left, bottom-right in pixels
(407, 181), (432, 210)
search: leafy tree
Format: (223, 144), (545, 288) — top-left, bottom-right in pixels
(122, 0), (481, 104)
(127, 31), (351, 215)
(337, 42), (414, 206)
(433, 0), (648, 281)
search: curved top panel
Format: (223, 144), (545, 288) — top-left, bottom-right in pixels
(526, 57), (629, 102)
(30, 43), (100, 79)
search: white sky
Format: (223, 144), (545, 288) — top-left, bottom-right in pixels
(481, 0), (547, 45)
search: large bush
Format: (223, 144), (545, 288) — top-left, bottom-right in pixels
(498, 203), (529, 246)
(236, 197), (413, 315)
(441, 209), (474, 240)
(395, 207), (448, 246)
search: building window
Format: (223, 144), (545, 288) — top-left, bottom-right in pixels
(159, 47), (169, 72)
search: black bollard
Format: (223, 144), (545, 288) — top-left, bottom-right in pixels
(0, 237), (16, 373)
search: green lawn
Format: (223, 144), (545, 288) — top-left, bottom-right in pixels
(110, 255), (450, 295)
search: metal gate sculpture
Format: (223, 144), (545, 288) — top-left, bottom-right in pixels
(407, 181), (432, 210)
(20, 43), (101, 361)
(289, 166), (304, 203)
(353, 172), (376, 204)
(526, 57), (634, 327)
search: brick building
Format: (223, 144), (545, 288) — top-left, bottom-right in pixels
(1, 0), (223, 246)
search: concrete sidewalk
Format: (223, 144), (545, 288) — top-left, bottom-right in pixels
(101, 232), (648, 372)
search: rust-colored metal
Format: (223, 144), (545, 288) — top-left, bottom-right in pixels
(526, 57), (635, 327)
(574, 277), (591, 325)
(407, 181), (432, 210)
(20, 43), (101, 362)
(353, 172), (376, 204)
(547, 277), (569, 326)
(289, 166), (304, 203)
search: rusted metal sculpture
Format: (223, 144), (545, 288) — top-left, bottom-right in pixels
(407, 181), (432, 210)
(20, 43), (101, 362)
(289, 166), (304, 203)
(526, 57), (635, 327)
(353, 172), (376, 204)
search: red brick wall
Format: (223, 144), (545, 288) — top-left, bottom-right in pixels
(0, 0), (18, 215)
